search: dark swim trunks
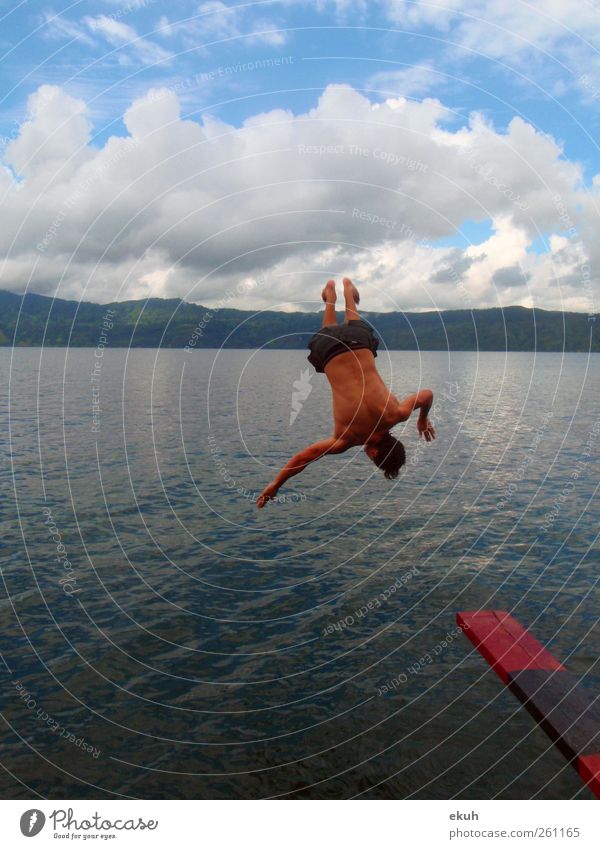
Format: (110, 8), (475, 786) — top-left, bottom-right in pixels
(307, 319), (380, 373)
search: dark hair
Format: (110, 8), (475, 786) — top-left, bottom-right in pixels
(372, 433), (406, 479)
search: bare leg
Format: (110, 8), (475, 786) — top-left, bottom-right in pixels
(343, 277), (361, 322)
(321, 279), (338, 327)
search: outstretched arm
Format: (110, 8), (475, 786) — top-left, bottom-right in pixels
(396, 389), (436, 441)
(256, 436), (350, 508)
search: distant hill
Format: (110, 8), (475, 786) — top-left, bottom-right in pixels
(0, 289), (597, 352)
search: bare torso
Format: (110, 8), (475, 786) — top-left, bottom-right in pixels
(324, 348), (400, 443)
(255, 278), (435, 508)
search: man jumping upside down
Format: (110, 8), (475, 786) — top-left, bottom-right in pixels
(256, 278), (435, 508)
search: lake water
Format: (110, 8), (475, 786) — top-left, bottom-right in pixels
(1, 346), (599, 799)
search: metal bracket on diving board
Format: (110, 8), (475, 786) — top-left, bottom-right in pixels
(457, 610), (600, 799)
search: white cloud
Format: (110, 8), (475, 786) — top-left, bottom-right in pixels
(161, 2), (287, 48)
(103, 0), (155, 6)
(196, 1), (242, 39)
(4, 85), (93, 180)
(313, 0), (369, 22)
(382, 0), (466, 30)
(463, 215), (530, 298)
(83, 14), (172, 64)
(40, 10), (96, 46)
(372, 0), (600, 112)
(156, 15), (176, 38)
(0, 82), (598, 314)
(367, 64), (443, 97)
(382, 0), (600, 82)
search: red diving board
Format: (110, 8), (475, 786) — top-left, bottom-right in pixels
(457, 610), (600, 799)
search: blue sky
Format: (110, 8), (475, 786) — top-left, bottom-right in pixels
(3, 1), (599, 153)
(1, 1), (599, 312)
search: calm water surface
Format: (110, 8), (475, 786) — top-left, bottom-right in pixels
(1, 347), (599, 798)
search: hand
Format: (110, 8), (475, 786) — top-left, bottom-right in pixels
(256, 483), (279, 509)
(417, 417), (436, 442)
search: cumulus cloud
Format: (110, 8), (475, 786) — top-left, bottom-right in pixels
(0, 82), (598, 313)
(5, 86), (93, 180)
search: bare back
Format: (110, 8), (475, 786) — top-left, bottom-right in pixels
(255, 278), (435, 508)
(324, 348), (400, 443)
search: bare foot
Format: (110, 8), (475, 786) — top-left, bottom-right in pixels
(322, 279), (336, 303)
(342, 277), (360, 305)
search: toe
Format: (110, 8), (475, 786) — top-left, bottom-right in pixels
(322, 280), (336, 302)
(343, 278), (360, 304)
